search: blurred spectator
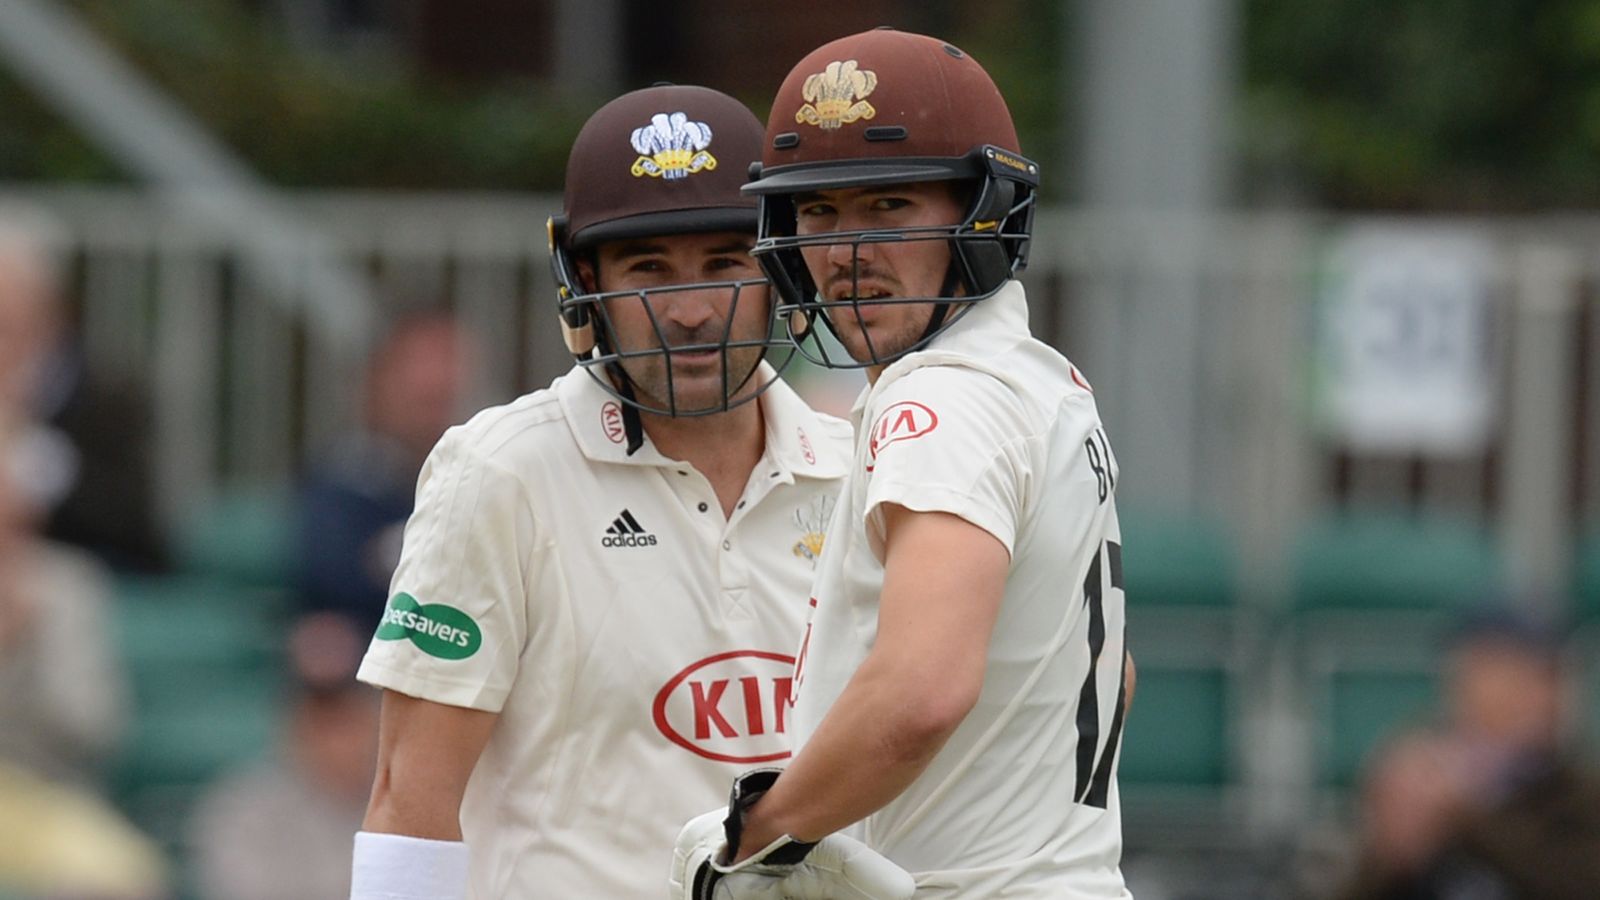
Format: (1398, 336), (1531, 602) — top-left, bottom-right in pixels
(0, 761), (168, 900)
(295, 311), (473, 635)
(0, 213), (166, 572)
(1333, 610), (1600, 900)
(0, 415), (167, 898)
(188, 612), (380, 900)
(0, 416), (129, 787)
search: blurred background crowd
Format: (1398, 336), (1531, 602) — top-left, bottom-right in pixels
(2, 1), (1600, 898)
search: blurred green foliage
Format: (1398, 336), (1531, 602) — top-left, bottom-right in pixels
(945, 1), (1066, 191)
(1243, 0), (1600, 209)
(0, 0), (1067, 194)
(2, 0), (1597, 208)
(0, 0), (591, 189)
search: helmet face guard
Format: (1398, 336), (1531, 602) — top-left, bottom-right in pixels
(548, 215), (793, 417)
(748, 145), (1040, 369)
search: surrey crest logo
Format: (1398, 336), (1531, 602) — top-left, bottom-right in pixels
(796, 60), (877, 130)
(630, 112), (717, 180)
(791, 494), (835, 568)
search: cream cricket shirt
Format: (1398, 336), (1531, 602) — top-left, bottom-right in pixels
(356, 364), (850, 899)
(791, 282), (1133, 899)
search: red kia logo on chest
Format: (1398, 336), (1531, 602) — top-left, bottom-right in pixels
(867, 401), (938, 470)
(601, 401), (625, 443)
(652, 650), (795, 764)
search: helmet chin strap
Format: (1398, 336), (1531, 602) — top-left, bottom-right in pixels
(912, 262), (966, 347)
(606, 362), (647, 455)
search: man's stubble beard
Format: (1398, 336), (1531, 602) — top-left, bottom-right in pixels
(831, 307), (931, 364)
(621, 342), (766, 413)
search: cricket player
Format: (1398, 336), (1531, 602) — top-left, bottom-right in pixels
(348, 84), (908, 900)
(673, 29), (1134, 899)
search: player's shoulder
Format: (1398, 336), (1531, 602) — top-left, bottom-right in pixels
(430, 383), (574, 472)
(1047, 352), (1110, 429)
(873, 346), (1103, 439)
(805, 401), (854, 451)
(871, 360), (1027, 423)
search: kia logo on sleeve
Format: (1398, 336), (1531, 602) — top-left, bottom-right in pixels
(866, 401), (938, 471)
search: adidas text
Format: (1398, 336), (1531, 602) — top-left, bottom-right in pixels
(601, 533), (659, 548)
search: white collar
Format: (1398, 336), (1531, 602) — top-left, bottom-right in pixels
(558, 362), (848, 479)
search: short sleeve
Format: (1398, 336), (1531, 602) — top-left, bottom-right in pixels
(861, 366), (1031, 557)
(356, 427), (539, 712)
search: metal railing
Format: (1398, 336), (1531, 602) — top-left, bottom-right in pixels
(5, 187), (1596, 607)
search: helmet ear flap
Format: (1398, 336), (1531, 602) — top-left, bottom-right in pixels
(559, 287), (597, 356)
(549, 214), (598, 357)
(953, 177), (1020, 295)
(972, 178), (1016, 226)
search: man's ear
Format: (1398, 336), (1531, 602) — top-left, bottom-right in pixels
(575, 255), (600, 293)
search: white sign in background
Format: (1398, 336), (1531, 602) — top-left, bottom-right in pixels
(1314, 226), (1498, 455)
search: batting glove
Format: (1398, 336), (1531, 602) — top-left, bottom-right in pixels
(669, 769), (915, 900)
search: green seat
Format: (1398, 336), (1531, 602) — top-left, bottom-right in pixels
(111, 580), (287, 900)
(1322, 669), (1436, 787)
(116, 577), (284, 673)
(1574, 529), (1600, 621)
(114, 685), (281, 787)
(1120, 512), (1237, 609)
(111, 575), (288, 794)
(1116, 513), (1242, 802)
(1118, 666), (1229, 787)
(1293, 513), (1501, 612)
(175, 486), (293, 588)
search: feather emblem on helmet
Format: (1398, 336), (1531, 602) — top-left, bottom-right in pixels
(629, 112), (717, 179)
(796, 60), (877, 130)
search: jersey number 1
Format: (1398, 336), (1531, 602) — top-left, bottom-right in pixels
(1073, 540), (1126, 809)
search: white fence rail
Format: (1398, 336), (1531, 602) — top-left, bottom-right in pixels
(5, 187), (1597, 608)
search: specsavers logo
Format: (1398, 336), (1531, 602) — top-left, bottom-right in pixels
(376, 593), (482, 660)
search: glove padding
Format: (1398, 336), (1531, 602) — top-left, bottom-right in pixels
(671, 809), (914, 900)
(669, 770), (914, 900)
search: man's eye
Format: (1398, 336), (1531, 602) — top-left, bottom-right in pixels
(628, 259), (667, 273)
(798, 203), (834, 217)
(870, 197), (911, 211)
(707, 257), (748, 271)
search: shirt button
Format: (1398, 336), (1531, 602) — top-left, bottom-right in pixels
(722, 540), (732, 551)
(697, 502), (709, 513)
(736, 500), (746, 509)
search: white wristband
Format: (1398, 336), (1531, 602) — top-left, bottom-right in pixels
(351, 830), (470, 900)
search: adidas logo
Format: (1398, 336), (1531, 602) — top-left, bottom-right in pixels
(601, 509), (658, 548)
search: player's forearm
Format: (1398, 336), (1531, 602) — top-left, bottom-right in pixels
(362, 765), (469, 840)
(361, 691), (499, 841)
(734, 648), (977, 860)
(731, 509), (1004, 862)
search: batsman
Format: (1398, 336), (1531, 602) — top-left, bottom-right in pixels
(674, 28), (1135, 899)
(347, 84), (910, 899)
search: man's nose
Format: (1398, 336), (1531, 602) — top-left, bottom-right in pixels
(661, 288), (718, 330)
(826, 235), (873, 269)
